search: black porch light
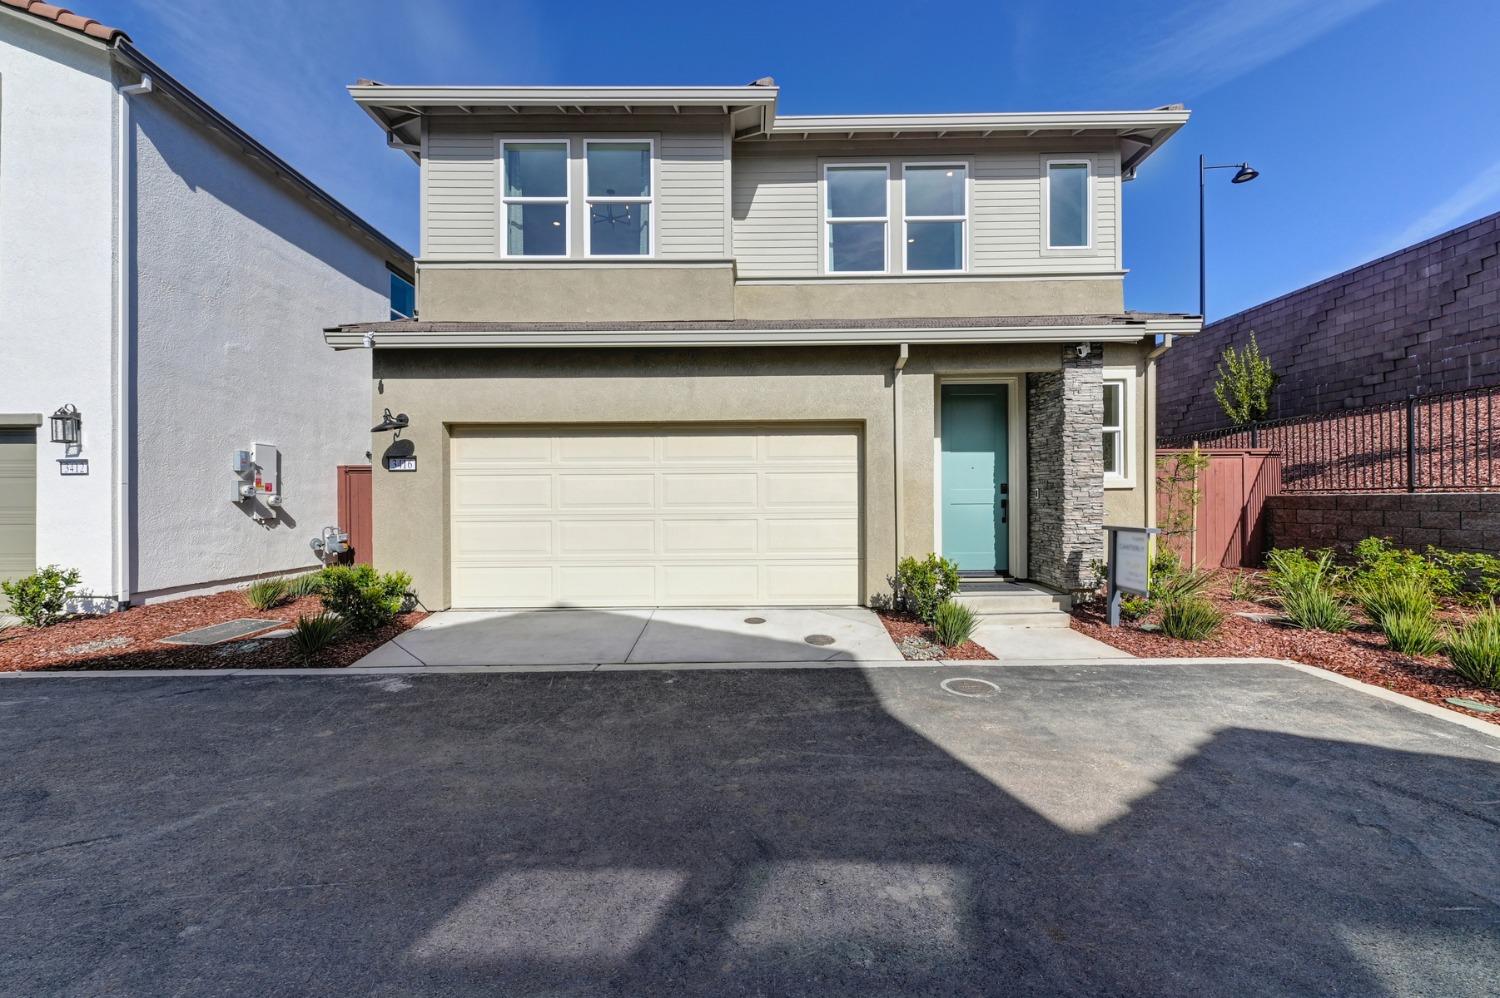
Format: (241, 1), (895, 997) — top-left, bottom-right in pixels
(371, 408), (409, 433)
(49, 404), (81, 444)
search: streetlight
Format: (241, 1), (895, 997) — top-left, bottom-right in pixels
(1199, 155), (1260, 318)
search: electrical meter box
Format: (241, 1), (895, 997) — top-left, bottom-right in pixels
(232, 449), (251, 474)
(251, 443), (280, 509)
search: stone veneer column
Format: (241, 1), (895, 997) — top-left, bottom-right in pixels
(1026, 344), (1106, 590)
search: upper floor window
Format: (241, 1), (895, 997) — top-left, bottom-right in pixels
(585, 140), (653, 256)
(388, 270), (415, 320)
(903, 164), (967, 272)
(502, 141), (569, 257)
(825, 164), (889, 273)
(1046, 160), (1091, 249)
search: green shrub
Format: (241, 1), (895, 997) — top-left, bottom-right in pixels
(289, 612), (345, 661)
(1265, 547), (1343, 599)
(1159, 596), (1224, 640)
(245, 577), (290, 611)
(894, 554), (961, 624)
(1227, 572), (1255, 602)
(0, 565), (82, 628)
(931, 600), (978, 647)
(1426, 547), (1500, 605)
(1354, 573), (1437, 628)
(317, 565), (413, 632)
(1153, 566), (1214, 604)
(1379, 609), (1443, 657)
(1281, 585), (1354, 633)
(286, 573), (325, 598)
(1445, 605), (1500, 689)
(1120, 595), (1152, 621)
(1352, 537), (1453, 598)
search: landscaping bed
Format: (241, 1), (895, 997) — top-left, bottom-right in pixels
(0, 588), (424, 672)
(1072, 569), (1500, 724)
(876, 609), (995, 661)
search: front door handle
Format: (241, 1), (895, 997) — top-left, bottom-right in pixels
(1000, 497), (1008, 524)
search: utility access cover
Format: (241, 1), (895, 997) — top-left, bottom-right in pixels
(160, 619), (282, 646)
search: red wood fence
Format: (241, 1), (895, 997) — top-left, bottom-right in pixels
(1157, 448), (1282, 569)
(337, 465), (373, 566)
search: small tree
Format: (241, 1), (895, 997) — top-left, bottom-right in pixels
(1213, 332), (1279, 426)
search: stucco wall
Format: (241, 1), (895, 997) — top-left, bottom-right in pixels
(129, 88), (394, 600)
(0, 19), (118, 593)
(734, 277), (1123, 321)
(1102, 341), (1151, 529)
(370, 343), (1077, 609)
(419, 263), (735, 323)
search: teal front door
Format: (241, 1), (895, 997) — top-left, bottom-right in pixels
(940, 384), (1009, 573)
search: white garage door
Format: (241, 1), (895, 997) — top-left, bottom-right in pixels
(450, 425), (861, 608)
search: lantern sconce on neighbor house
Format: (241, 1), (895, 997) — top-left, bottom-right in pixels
(49, 404), (82, 447)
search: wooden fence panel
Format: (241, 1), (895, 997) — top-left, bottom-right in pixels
(1157, 449), (1282, 569)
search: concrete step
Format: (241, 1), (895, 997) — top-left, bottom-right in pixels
(953, 589), (1072, 615)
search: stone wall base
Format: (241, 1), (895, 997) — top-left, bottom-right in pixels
(1265, 493), (1500, 556)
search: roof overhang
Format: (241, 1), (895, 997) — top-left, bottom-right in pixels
(350, 84), (780, 159)
(760, 106), (1190, 177)
(324, 316), (1200, 350)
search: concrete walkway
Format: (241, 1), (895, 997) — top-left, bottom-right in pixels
(971, 623), (1133, 662)
(354, 606), (904, 668)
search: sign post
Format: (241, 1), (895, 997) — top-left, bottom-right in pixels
(1103, 525), (1160, 627)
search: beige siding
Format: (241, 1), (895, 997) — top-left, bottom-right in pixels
(731, 149), (820, 276)
(658, 128), (730, 257)
(421, 120), (729, 260)
(731, 144), (1122, 278)
(424, 128), (498, 257)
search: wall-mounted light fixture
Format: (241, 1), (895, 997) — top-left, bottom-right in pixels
(49, 404), (81, 445)
(371, 408), (409, 434)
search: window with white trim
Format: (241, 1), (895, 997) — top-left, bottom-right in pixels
(502, 140), (569, 257)
(1103, 375), (1129, 484)
(903, 163), (967, 272)
(585, 140), (652, 256)
(825, 164), (889, 273)
(1046, 159), (1091, 249)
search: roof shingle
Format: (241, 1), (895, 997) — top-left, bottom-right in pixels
(1, 0), (127, 43)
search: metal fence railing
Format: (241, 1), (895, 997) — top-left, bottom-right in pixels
(1160, 384), (1500, 493)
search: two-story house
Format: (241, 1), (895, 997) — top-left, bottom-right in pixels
(326, 81), (1197, 610)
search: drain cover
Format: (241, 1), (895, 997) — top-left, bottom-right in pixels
(941, 677), (1001, 698)
(744, 617), (766, 625)
(804, 634), (836, 646)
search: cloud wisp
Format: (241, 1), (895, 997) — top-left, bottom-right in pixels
(1389, 159), (1500, 248)
(1118, 0), (1388, 95)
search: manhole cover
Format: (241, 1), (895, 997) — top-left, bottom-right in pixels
(744, 617), (766, 625)
(941, 677), (1001, 698)
(804, 634), (836, 646)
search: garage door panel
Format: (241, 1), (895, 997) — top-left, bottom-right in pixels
(455, 473), (551, 511)
(765, 518), (860, 554)
(661, 473), (758, 508)
(558, 520), (655, 555)
(558, 474), (655, 509)
(661, 564), (759, 602)
(662, 518), (758, 555)
(557, 565), (656, 604)
(764, 472), (859, 507)
(452, 520), (552, 557)
(451, 425), (861, 608)
(557, 433), (655, 464)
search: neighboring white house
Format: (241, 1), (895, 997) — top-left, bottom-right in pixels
(0, 2), (413, 608)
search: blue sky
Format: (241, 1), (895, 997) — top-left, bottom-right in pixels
(84, 0), (1500, 320)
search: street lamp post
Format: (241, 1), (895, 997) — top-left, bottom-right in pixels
(1199, 154), (1260, 319)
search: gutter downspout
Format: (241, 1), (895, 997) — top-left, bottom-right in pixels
(893, 343), (909, 573)
(1144, 335), (1172, 536)
(114, 72), (152, 607)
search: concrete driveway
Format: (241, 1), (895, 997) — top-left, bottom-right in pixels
(1, 661), (1496, 996)
(355, 606), (904, 667)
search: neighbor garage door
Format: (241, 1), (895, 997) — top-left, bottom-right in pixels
(450, 425), (860, 607)
(0, 429), (37, 595)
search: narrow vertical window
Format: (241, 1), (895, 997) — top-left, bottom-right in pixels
(825, 165), (889, 273)
(502, 141), (569, 257)
(585, 140), (653, 256)
(388, 271), (415, 320)
(903, 163), (967, 272)
(1103, 377), (1127, 482)
(1047, 161), (1090, 248)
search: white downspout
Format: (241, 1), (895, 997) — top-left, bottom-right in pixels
(893, 343), (909, 571)
(114, 73), (152, 607)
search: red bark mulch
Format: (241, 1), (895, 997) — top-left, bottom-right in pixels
(1071, 575), (1500, 724)
(876, 609), (996, 661)
(0, 589), (425, 672)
